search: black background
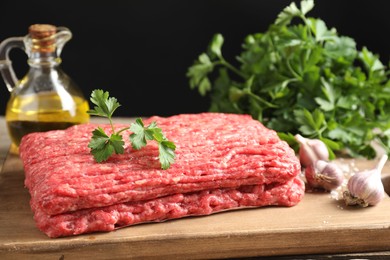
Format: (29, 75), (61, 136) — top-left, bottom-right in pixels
(0, 0), (389, 117)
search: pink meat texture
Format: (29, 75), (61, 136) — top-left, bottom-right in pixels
(19, 113), (304, 238)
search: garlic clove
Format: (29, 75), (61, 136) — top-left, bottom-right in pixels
(307, 138), (329, 161)
(305, 160), (344, 191)
(343, 154), (387, 207)
(295, 134), (329, 167)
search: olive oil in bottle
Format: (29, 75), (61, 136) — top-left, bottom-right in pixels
(0, 24), (90, 148)
(6, 92), (90, 146)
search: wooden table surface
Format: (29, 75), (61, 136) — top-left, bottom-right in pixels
(0, 116), (11, 174)
(1, 116), (390, 260)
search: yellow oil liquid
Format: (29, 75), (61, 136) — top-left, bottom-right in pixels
(5, 92), (90, 147)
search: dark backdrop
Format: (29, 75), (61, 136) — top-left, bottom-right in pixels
(1, 0), (389, 117)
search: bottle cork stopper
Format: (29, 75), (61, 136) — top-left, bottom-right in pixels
(29, 24), (57, 38)
(29, 24), (57, 53)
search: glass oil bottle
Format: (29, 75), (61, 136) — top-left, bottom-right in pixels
(0, 24), (90, 149)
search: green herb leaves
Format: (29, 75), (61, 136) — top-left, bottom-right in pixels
(130, 118), (176, 170)
(88, 89), (121, 119)
(88, 127), (125, 163)
(87, 90), (125, 162)
(186, 0), (390, 159)
(87, 89), (176, 169)
(275, 0), (313, 26)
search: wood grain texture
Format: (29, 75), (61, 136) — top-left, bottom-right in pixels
(1, 149), (390, 259)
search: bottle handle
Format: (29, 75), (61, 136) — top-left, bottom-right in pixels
(0, 37), (25, 92)
(55, 27), (72, 57)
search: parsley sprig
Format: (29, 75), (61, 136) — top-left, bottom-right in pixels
(186, 0), (390, 159)
(87, 89), (176, 169)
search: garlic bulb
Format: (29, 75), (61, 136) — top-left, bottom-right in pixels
(343, 154), (387, 207)
(305, 160), (344, 191)
(295, 134), (329, 167)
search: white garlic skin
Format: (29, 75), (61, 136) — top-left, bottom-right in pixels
(346, 169), (385, 206)
(295, 134), (329, 167)
(305, 138), (329, 161)
(344, 154), (387, 207)
(305, 160), (344, 191)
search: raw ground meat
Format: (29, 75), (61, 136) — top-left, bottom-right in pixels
(36, 177), (304, 238)
(19, 112), (304, 238)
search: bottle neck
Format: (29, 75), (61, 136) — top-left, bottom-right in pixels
(28, 51), (62, 68)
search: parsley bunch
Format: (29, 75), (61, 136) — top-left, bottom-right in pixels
(87, 89), (176, 169)
(187, 0), (390, 159)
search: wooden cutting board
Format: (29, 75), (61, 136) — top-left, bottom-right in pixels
(1, 149), (390, 260)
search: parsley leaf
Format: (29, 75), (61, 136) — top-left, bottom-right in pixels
(186, 0), (390, 159)
(158, 141), (176, 170)
(88, 128), (125, 162)
(130, 118), (176, 170)
(87, 89), (176, 169)
(129, 118), (147, 149)
(88, 89), (121, 119)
